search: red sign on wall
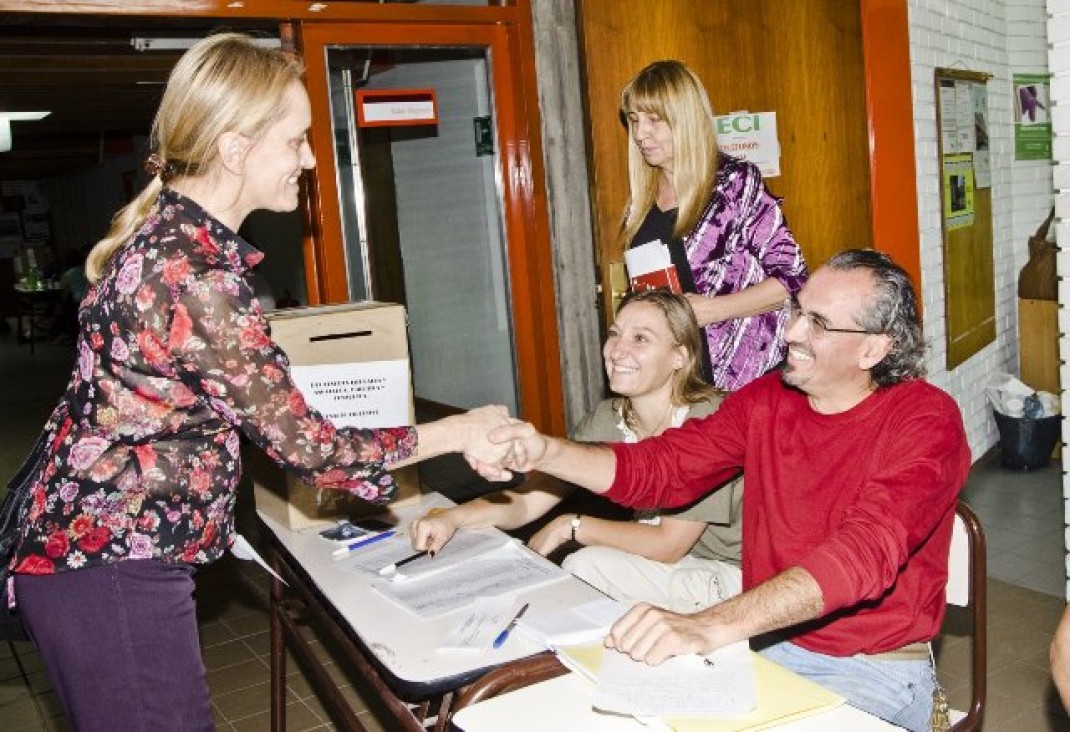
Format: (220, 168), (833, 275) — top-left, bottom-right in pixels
(355, 89), (438, 128)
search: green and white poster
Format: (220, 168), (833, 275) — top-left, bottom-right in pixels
(1014, 72), (1052, 160)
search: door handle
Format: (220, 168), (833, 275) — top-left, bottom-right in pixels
(608, 260), (628, 311)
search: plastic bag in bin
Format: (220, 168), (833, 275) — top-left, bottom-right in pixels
(985, 373), (1060, 418)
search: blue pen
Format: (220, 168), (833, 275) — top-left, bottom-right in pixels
(331, 529), (396, 557)
(492, 603), (530, 649)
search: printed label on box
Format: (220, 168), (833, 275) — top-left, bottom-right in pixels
(290, 360), (411, 428)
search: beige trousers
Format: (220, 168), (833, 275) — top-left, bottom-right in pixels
(562, 545), (743, 613)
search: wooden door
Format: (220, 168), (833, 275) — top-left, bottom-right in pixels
(577, 0), (873, 316)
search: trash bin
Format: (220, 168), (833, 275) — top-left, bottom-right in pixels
(992, 411), (1062, 470)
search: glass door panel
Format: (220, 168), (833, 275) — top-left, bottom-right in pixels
(324, 44), (517, 414)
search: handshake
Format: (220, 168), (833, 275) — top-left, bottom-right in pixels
(451, 405), (545, 481)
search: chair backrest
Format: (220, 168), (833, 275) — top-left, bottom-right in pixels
(946, 500), (987, 732)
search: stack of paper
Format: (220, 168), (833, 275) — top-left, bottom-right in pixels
(371, 542), (568, 618)
(557, 643), (845, 731)
(593, 643), (756, 719)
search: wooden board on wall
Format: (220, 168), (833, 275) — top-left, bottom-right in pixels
(576, 0), (873, 318)
(944, 188), (995, 366)
(934, 68), (995, 369)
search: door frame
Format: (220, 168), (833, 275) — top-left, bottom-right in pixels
(299, 20), (563, 433)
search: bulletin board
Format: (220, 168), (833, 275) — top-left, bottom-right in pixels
(934, 67), (994, 370)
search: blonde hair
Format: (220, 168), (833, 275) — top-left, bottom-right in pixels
(619, 61), (718, 253)
(86, 33), (304, 282)
(612, 288), (719, 431)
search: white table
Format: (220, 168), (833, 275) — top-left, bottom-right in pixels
(259, 494), (609, 731)
(450, 670), (900, 731)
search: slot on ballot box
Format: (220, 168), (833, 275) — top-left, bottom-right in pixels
(249, 301), (420, 531)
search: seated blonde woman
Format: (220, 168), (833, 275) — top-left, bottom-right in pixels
(410, 289), (743, 612)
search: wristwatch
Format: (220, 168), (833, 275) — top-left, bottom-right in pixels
(570, 514), (582, 543)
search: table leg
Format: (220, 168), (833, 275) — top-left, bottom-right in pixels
(270, 552), (286, 732)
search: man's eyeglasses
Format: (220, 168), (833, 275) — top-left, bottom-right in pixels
(784, 296), (871, 336)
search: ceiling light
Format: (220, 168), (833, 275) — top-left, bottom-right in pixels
(131, 36), (280, 52)
(0, 112), (51, 153)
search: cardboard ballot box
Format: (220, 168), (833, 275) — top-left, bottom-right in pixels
(249, 301), (420, 531)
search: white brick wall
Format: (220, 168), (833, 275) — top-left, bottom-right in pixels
(1049, 0), (1070, 597)
(909, 0), (1053, 458)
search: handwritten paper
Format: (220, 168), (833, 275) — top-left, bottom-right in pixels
(592, 642), (756, 719)
(437, 596), (524, 652)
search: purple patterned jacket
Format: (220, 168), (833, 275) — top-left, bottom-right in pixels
(12, 189), (415, 575)
(684, 156), (808, 390)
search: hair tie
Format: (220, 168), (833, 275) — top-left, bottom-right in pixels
(143, 154), (165, 178)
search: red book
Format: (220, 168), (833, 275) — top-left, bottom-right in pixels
(625, 240), (682, 293)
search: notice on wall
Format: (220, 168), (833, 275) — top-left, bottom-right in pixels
(942, 153), (975, 231)
(714, 111), (780, 177)
(971, 83), (991, 187)
(1014, 72), (1052, 161)
(938, 79), (961, 153)
(289, 360), (411, 429)
(937, 78), (991, 188)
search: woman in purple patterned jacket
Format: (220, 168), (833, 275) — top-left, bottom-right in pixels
(620, 60), (808, 391)
(7, 34), (510, 731)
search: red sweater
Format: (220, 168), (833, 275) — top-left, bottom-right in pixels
(608, 373), (971, 656)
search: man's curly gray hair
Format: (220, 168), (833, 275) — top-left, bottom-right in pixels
(827, 249), (926, 387)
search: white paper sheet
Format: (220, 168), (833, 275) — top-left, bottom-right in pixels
(516, 595), (627, 648)
(437, 596), (524, 652)
(387, 530), (511, 581)
(624, 239), (672, 276)
(333, 528), (508, 578)
(592, 642), (756, 719)
(230, 533), (287, 586)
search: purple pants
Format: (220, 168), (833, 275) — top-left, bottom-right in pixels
(15, 559), (213, 731)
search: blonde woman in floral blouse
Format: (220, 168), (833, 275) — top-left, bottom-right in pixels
(7, 34), (510, 731)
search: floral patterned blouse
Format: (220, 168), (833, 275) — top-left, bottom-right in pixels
(11, 189), (416, 576)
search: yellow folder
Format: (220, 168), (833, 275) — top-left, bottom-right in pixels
(557, 644), (845, 731)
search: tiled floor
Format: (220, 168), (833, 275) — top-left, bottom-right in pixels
(1, 330), (1069, 730)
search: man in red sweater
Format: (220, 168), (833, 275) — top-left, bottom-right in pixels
(489, 249), (971, 731)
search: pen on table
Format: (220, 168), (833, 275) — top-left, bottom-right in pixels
(492, 602), (530, 649)
(331, 530), (396, 557)
(378, 550), (428, 575)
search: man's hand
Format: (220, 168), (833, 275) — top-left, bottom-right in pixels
(606, 603), (725, 666)
(607, 567), (826, 666)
